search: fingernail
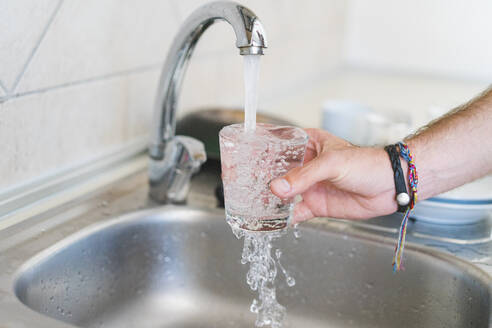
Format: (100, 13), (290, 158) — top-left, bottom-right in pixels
(271, 178), (291, 195)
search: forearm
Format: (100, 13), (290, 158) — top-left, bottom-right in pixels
(406, 87), (492, 200)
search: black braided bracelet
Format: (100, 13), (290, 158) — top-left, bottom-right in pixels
(384, 144), (410, 213)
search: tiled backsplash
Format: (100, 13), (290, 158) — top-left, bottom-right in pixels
(0, 0), (346, 192)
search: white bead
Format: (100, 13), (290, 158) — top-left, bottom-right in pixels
(397, 193), (410, 206)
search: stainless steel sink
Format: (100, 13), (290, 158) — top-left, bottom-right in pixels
(13, 206), (491, 328)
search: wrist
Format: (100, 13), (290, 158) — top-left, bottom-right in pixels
(378, 146), (410, 213)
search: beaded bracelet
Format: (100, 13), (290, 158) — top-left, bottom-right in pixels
(391, 142), (419, 272)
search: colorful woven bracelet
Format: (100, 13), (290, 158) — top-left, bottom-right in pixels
(392, 141), (419, 272)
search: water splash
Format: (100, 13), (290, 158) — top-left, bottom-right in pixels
(230, 224), (298, 328)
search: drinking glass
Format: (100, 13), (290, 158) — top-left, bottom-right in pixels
(219, 123), (308, 231)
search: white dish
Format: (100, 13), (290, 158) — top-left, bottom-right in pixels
(321, 100), (374, 145)
(321, 100), (413, 146)
(413, 198), (492, 225)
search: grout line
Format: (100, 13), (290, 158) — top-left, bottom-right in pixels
(10, 0), (64, 94)
(0, 80), (8, 95)
(0, 63), (162, 104)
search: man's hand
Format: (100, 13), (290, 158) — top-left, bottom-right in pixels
(270, 87), (492, 225)
(270, 129), (398, 224)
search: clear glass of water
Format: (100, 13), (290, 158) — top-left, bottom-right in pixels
(219, 123), (308, 232)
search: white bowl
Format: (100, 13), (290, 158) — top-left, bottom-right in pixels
(413, 199), (492, 225)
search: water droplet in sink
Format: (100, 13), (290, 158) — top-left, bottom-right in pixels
(365, 282), (374, 289)
(293, 224), (301, 238)
(49, 296), (54, 302)
(286, 276), (296, 287)
(275, 249), (282, 259)
(250, 299), (259, 313)
(164, 256), (171, 263)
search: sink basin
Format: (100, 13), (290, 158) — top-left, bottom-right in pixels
(14, 207), (491, 328)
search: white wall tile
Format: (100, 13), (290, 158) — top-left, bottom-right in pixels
(1, 0), (349, 192)
(172, 0), (209, 23)
(177, 0), (347, 114)
(0, 0), (59, 91)
(178, 54), (225, 114)
(344, 0), (492, 80)
(0, 68), (160, 190)
(16, 0), (177, 93)
(244, 0), (346, 41)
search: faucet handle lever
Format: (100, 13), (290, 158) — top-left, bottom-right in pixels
(174, 135), (207, 172)
(149, 136), (206, 203)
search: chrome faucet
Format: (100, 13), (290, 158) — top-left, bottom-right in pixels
(148, 1), (268, 203)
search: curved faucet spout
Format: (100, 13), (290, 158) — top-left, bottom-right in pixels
(148, 1), (267, 203)
(149, 1), (267, 160)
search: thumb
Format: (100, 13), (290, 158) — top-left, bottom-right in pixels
(270, 153), (338, 198)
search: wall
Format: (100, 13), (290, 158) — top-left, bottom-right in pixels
(0, 0), (347, 192)
(343, 0), (492, 81)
